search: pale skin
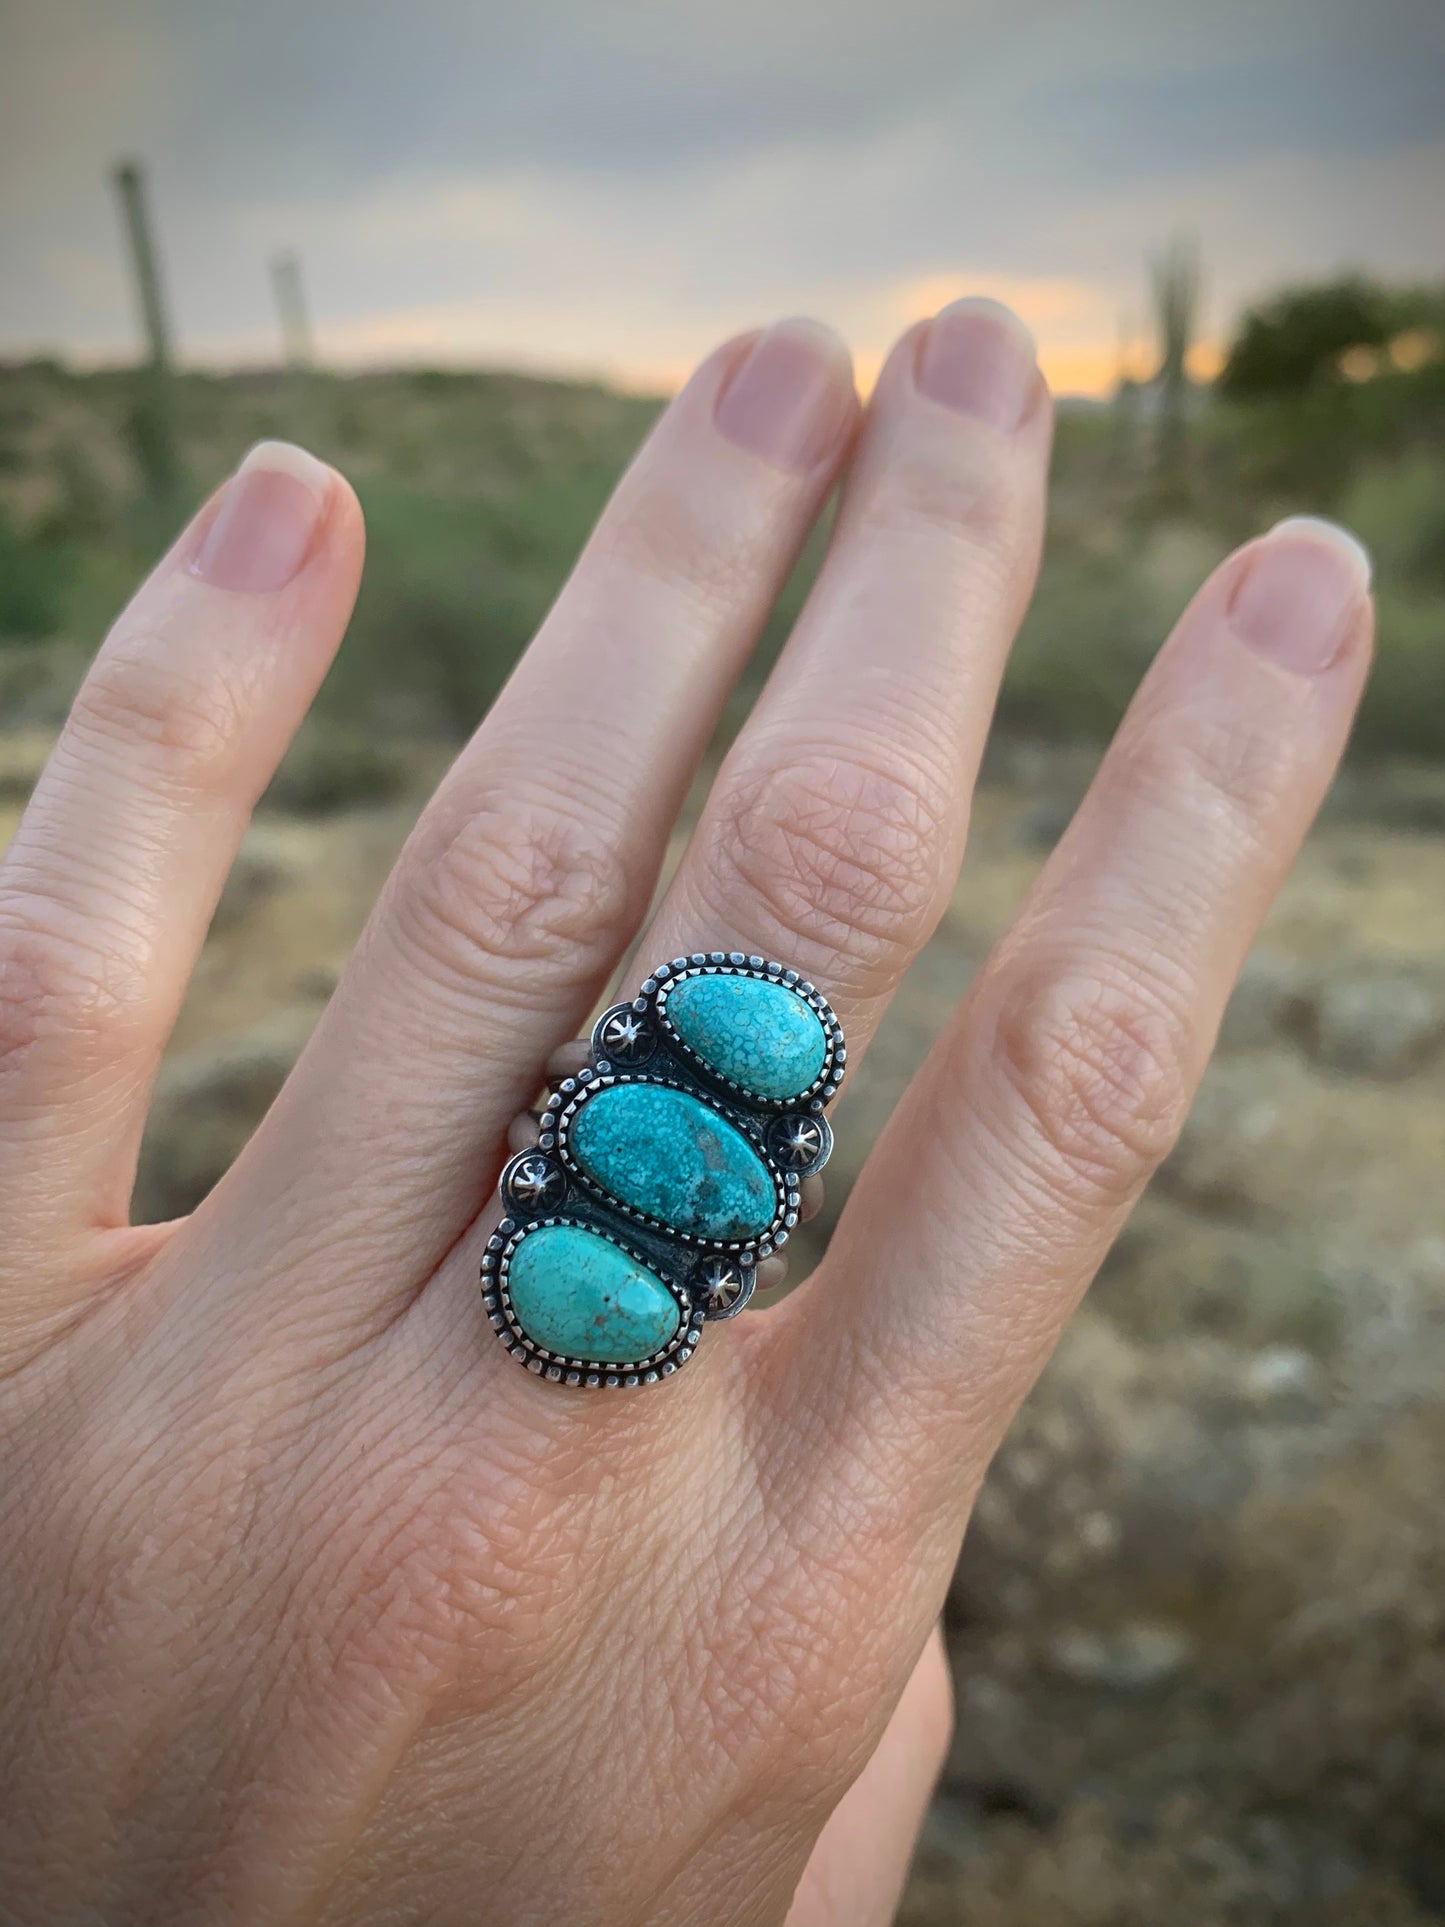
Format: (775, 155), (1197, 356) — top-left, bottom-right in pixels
(0, 299), (1372, 1926)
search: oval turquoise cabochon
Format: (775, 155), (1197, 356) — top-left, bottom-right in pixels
(570, 1082), (776, 1241)
(506, 1223), (682, 1362)
(665, 974), (828, 1101)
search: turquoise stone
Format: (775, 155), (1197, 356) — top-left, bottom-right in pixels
(570, 1083), (775, 1240)
(666, 974), (828, 1101)
(507, 1223), (681, 1361)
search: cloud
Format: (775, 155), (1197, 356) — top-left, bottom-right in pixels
(1, 0), (1441, 392)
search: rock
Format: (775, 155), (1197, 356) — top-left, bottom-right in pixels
(262, 722), (412, 816)
(211, 821), (303, 932)
(1158, 1067), (1282, 1214)
(950, 1315), (1256, 1632)
(1219, 948), (1311, 1052)
(293, 963), (341, 1003)
(1046, 1620), (1195, 1692)
(1242, 1345), (1323, 1412)
(1308, 969), (1445, 1079)
(1095, 1206), (1342, 1353)
(133, 1009), (316, 1222)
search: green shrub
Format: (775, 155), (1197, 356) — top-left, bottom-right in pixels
(0, 510), (72, 640)
(1, 356), (1441, 764)
(330, 464), (629, 738)
(262, 721), (415, 816)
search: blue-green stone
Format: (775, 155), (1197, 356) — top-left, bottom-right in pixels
(570, 1083), (775, 1240)
(506, 1223), (681, 1361)
(667, 974), (828, 1101)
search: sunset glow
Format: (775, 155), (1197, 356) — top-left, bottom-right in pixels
(3, 3), (1442, 399)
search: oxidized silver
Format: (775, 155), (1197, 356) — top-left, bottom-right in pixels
(481, 952), (845, 1387)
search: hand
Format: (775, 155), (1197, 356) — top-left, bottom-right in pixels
(0, 302), (1371, 1927)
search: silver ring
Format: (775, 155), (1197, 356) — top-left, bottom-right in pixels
(481, 953), (845, 1387)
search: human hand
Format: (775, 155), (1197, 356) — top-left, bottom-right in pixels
(0, 302), (1372, 1925)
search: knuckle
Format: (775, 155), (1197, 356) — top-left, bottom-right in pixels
(591, 471), (754, 613)
(1126, 701), (1293, 840)
(0, 903), (142, 1096)
(983, 958), (1193, 1209)
(0, 919), (59, 1089)
(397, 794), (639, 993)
(1179, 712), (1296, 830)
(869, 430), (1029, 556)
(702, 749), (954, 979)
(73, 638), (247, 788)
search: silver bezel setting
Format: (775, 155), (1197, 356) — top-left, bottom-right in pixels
(483, 953), (846, 1389)
(481, 1215), (706, 1387)
(647, 954), (846, 1112)
(541, 1069), (799, 1257)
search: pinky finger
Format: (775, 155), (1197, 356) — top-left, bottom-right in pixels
(0, 443), (362, 1324)
(785, 1626), (953, 1927)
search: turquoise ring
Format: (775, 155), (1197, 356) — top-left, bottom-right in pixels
(481, 954), (845, 1387)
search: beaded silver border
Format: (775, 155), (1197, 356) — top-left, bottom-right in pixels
(540, 1069), (800, 1258)
(646, 954), (846, 1112)
(481, 1215), (706, 1386)
(482, 953), (846, 1389)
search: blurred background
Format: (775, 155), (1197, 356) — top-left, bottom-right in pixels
(3, 2), (1444, 1920)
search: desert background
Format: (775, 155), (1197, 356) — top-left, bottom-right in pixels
(3, 3), (1445, 1920)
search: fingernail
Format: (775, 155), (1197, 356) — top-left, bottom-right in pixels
(915, 297), (1039, 429)
(191, 441), (332, 592)
(715, 319), (855, 472)
(1230, 517), (1373, 673)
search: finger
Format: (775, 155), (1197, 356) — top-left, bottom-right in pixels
(638, 298), (1051, 1095)
(807, 517), (1373, 1499)
(785, 1625), (952, 1927)
(0, 446), (361, 1288)
(544, 1041), (593, 1085)
(186, 324), (859, 1334)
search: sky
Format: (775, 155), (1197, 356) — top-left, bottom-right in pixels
(1, 0), (1443, 397)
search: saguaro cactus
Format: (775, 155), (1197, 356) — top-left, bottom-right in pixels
(1150, 232), (1202, 485)
(270, 251), (315, 370)
(111, 159), (184, 509)
(1111, 305), (1143, 477)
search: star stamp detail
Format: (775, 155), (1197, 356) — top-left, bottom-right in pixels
(484, 955), (845, 1386)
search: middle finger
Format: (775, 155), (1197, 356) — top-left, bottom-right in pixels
(643, 297), (1052, 1084)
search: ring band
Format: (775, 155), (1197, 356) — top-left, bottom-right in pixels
(481, 953), (845, 1387)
